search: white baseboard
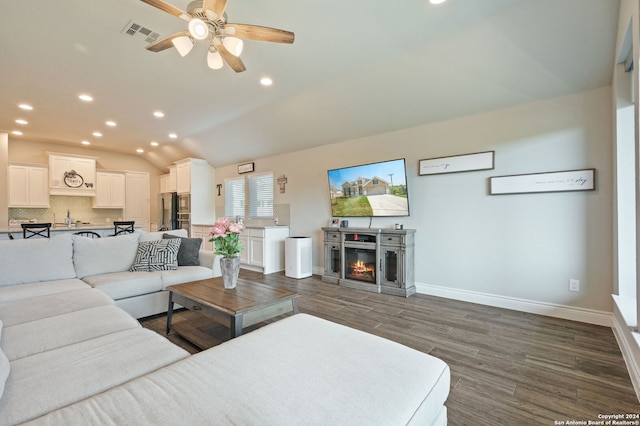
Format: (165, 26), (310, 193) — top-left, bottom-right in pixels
(416, 282), (612, 327)
(611, 310), (640, 402)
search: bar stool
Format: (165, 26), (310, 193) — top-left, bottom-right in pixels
(113, 221), (135, 235)
(73, 231), (101, 238)
(21, 223), (51, 239)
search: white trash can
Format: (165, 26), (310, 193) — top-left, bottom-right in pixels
(285, 237), (312, 279)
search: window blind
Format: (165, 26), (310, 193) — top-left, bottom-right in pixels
(248, 173), (274, 218)
(224, 177), (245, 218)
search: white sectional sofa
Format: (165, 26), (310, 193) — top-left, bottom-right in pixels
(0, 233), (451, 425)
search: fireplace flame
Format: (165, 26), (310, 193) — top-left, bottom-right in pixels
(349, 260), (375, 281)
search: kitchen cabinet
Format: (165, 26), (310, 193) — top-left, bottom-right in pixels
(167, 166), (177, 193)
(160, 174), (169, 193)
(239, 227), (290, 274)
(93, 172), (125, 208)
(192, 224), (214, 251)
(8, 164), (49, 208)
(48, 153), (97, 196)
(175, 161), (191, 194)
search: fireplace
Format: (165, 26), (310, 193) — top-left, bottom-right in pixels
(322, 227), (416, 297)
(345, 247), (376, 283)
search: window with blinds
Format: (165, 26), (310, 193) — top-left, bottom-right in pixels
(224, 172), (274, 218)
(224, 177), (245, 218)
(248, 173), (274, 218)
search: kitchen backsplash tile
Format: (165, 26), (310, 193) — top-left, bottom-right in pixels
(9, 196), (123, 225)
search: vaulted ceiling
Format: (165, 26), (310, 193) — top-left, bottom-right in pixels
(0, 0), (620, 170)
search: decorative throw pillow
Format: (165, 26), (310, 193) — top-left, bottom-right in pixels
(162, 234), (202, 266)
(0, 320), (9, 399)
(130, 238), (181, 272)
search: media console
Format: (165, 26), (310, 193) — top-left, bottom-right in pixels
(321, 227), (415, 297)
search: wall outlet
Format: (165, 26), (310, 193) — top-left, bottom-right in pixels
(569, 279), (580, 292)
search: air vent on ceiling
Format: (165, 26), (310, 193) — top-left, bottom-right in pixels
(121, 20), (160, 44)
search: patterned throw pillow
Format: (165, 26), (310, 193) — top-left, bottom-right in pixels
(129, 238), (181, 272)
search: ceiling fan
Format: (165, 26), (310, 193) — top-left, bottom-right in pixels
(140, 0), (295, 72)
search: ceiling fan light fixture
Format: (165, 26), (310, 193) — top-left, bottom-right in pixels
(172, 36), (195, 57)
(207, 49), (224, 69)
(188, 18), (209, 40)
(223, 36), (243, 57)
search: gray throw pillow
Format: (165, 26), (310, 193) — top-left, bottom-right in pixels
(163, 233), (202, 266)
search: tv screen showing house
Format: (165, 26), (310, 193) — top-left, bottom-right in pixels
(327, 158), (410, 217)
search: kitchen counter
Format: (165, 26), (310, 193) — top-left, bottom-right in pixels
(0, 224), (142, 240)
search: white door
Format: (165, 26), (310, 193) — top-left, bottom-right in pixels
(125, 172), (150, 230)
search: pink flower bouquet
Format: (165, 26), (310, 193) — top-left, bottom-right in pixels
(208, 217), (244, 258)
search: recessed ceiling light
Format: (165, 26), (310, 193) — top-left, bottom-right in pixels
(429, 0), (447, 4)
(136, 148), (144, 153)
(78, 94), (94, 102)
(81, 140), (91, 145)
(15, 119), (28, 125)
(92, 131), (103, 137)
(260, 77), (273, 86)
(105, 120), (117, 127)
(11, 130), (23, 136)
(150, 141), (159, 147)
(18, 104), (33, 111)
(168, 133), (177, 139)
(153, 111), (165, 118)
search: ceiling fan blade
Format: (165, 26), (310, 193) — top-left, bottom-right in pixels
(216, 44), (246, 73)
(140, 0), (191, 22)
(146, 31), (190, 52)
(203, 0), (228, 19)
(225, 24), (295, 44)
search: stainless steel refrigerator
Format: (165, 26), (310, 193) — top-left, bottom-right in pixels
(158, 193), (178, 231)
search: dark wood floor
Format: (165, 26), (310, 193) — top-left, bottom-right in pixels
(140, 270), (640, 425)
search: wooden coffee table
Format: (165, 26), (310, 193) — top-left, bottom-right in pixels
(166, 277), (299, 341)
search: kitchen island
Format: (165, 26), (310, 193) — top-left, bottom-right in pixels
(0, 224), (142, 240)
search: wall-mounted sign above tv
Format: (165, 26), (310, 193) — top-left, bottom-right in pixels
(327, 158), (410, 217)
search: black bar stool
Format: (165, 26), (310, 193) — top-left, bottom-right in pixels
(113, 221), (135, 235)
(21, 223), (51, 239)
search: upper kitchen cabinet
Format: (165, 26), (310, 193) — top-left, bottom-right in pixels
(168, 166), (177, 193)
(175, 160), (191, 194)
(93, 171), (125, 208)
(159, 166), (177, 194)
(48, 153), (97, 196)
(8, 164), (50, 208)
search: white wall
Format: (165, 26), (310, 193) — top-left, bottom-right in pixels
(215, 86), (613, 321)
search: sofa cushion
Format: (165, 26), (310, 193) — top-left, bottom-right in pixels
(72, 233), (140, 279)
(82, 271), (163, 300)
(0, 234), (76, 287)
(2, 305), (140, 361)
(0, 321), (9, 399)
(0, 279), (89, 305)
(130, 238), (181, 272)
(0, 289), (113, 327)
(163, 234), (202, 266)
(159, 266), (215, 288)
(137, 229), (188, 242)
(0, 327), (189, 425)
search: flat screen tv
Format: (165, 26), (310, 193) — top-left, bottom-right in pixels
(327, 158), (410, 217)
